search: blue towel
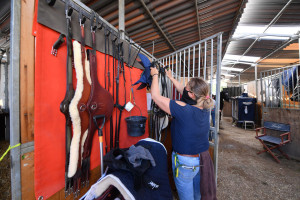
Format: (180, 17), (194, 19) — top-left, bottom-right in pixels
(133, 53), (153, 90)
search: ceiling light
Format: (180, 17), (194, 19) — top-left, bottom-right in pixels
(223, 54), (260, 63)
(231, 25), (300, 41)
(221, 66), (243, 72)
(222, 73), (235, 77)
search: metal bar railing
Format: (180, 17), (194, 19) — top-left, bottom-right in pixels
(260, 64), (300, 109)
(157, 32), (223, 184)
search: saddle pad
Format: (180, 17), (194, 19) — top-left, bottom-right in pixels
(81, 138), (172, 200)
(33, 15), (149, 199)
(258, 135), (282, 145)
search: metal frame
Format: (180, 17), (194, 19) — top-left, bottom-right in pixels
(10, 0), (21, 199)
(157, 32), (223, 183)
(58, 0), (156, 62)
(260, 64), (300, 110)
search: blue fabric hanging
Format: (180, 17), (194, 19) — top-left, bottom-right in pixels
(281, 65), (299, 94)
(133, 53), (153, 90)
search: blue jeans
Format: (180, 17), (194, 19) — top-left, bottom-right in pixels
(172, 152), (201, 200)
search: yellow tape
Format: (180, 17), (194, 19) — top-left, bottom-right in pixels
(0, 143), (21, 162)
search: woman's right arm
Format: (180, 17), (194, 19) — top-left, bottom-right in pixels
(165, 69), (184, 94)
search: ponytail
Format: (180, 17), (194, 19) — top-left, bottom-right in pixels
(197, 95), (214, 109)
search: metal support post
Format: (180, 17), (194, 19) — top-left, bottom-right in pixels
(238, 74), (240, 86)
(255, 64), (258, 98)
(10, 0), (21, 199)
(214, 34), (222, 184)
(118, 0), (125, 40)
(5, 49), (10, 141)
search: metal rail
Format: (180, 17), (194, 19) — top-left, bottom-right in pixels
(260, 64), (300, 110)
(157, 32), (223, 183)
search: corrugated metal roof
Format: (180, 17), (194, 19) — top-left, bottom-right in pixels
(1, 0), (299, 83)
(84, 0), (243, 59)
(224, 0), (300, 83)
(0, 0), (10, 49)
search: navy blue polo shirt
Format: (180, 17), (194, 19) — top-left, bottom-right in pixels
(169, 100), (210, 155)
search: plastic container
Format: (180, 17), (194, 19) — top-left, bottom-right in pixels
(125, 116), (147, 137)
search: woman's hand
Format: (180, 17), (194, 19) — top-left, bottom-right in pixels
(165, 68), (173, 80)
(150, 67), (159, 77)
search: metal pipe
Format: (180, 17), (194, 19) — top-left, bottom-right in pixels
(279, 70), (283, 108)
(255, 64), (258, 98)
(193, 46), (195, 78)
(210, 39), (213, 89)
(260, 72), (263, 106)
(297, 66), (299, 104)
(195, 0), (201, 40)
(138, 0), (176, 51)
(271, 70), (273, 108)
(198, 43), (201, 77)
(214, 34), (222, 184)
(10, 0), (21, 199)
(179, 51), (182, 95)
(168, 56), (171, 98)
(188, 48), (190, 82)
(183, 50), (186, 84)
(118, 0), (125, 40)
(175, 53), (178, 100)
(204, 41), (207, 80)
(171, 54), (174, 99)
(4, 49), (10, 141)
(264, 72), (267, 106)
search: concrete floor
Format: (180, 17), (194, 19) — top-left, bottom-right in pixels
(217, 117), (300, 200)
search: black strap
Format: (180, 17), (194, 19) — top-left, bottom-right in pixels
(60, 0), (74, 196)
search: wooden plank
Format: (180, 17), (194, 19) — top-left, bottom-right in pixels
(21, 151), (35, 200)
(20, 0), (35, 199)
(20, 0), (35, 143)
(47, 167), (101, 200)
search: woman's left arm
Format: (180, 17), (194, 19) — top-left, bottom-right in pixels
(150, 67), (171, 115)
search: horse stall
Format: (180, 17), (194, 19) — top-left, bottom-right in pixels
(6, 0), (223, 199)
(260, 64), (300, 160)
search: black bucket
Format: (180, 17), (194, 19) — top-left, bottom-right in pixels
(125, 116), (147, 137)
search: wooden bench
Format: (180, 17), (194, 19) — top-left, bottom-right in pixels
(255, 121), (291, 163)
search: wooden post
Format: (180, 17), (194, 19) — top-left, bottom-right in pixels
(20, 0), (35, 199)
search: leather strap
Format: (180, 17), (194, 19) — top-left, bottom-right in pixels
(82, 28), (114, 182)
(60, 1), (74, 196)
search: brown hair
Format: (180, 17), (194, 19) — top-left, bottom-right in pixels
(188, 77), (214, 109)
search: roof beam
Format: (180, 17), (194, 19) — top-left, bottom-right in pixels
(195, 0), (201, 40)
(138, 0), (176, 51)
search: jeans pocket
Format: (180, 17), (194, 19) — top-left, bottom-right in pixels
(178, 165), (199, 180)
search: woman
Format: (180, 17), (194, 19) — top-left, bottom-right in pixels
(150, 67), (216, 200)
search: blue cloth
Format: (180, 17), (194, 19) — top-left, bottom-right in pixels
(281, 65), (299, 94)
(81, 138), (172, 200)
(170, 100), (210, 155)
(172, 152), (201, 200)
(133, 53), (153, 90)
(237, 98), (256, 122)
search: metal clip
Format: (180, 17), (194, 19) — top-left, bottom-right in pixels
(51, 34), (65, 56)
